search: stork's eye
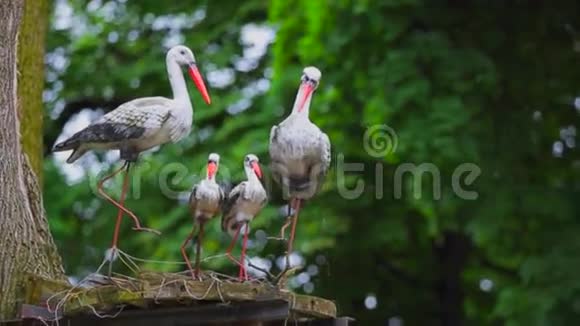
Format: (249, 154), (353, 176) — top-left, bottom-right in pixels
(180, 50), (186, 55)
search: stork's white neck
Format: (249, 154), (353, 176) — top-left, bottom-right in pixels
(244, 165), (260, 184)
(290, 84), (312, 118)
(166, 57), (191, 104)
(206, 171), (216, 182)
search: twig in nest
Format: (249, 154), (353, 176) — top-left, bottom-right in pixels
(44, 254), (142, 323)
(45, 288), (70, 313)
(266, 235), (287, 242)
(207, 270), (238, 282)
(120, 250), (188, 265)
(247, 258), (275, 280)
(86, 303), (126, 319)
(153, 277), (167, 304)
(107, 275), (137, 292)
(116, 250), (140, 274)
(111, 272), (141, 291)
(201, 253), (228, 263)
(181, 278), (218, 301)
(37, 317), (50, 326)
(273, 266), (301, 287)
(208, 273), (229, 304)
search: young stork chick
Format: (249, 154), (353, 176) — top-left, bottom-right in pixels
(52, 45), (211, 264)
(221, 154), (268, 281)
(182, 153), (225, 280)
(268, 67), (331, 263)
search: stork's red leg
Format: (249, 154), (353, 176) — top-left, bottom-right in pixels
(194, 222), (205, 280)
(94, 163), (128, 278)
(226, 224), (243, 274)
(97, 163), (126, 207)
(180, 225), (197, 280)
(286, 198), (302, 267)
(97, 162), (128, 250)
(111, 162), (130, 249)
(97, 162), (160, 236)
(239, 223), (250, 281)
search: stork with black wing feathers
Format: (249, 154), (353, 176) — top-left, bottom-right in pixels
(221, 154), (267, 281)
(182, 153), (225, 280)
(52, 45), (211, 271)
(269, 67), (331, 265)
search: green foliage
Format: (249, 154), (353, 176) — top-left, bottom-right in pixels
(43, 0), (580, 324)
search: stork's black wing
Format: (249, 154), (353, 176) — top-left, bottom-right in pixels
(220, 182), (246, 231)
(188, 184), (199, 213)
(53, 123), (146, 152)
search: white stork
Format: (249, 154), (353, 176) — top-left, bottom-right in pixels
(52, 45), (211, 255)
(268, 66), (331, 262)
(221, 154), (268, 281)
(182, 153), (225, 280)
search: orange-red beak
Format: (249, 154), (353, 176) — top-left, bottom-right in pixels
(298, 83), (314, 112)
(188, 64), (211, 105)
(251, 161), (262, 179)
(207, 162), (217, 179)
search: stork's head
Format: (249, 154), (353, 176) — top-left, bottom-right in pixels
(206, 153), (220, 179)
(297, 66), (322, 112)
(168, 45), (196, 65)
(244, 154), (262, 179)
(167, 45), (211, 105)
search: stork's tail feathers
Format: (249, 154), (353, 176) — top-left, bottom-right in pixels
(289, 175), (311, 192)
(52, 137), (86, 163)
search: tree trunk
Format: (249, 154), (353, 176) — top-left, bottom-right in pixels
(435, 232), (471, 326)
(17, 0), (50, 179)
(0, 0), (65, 320)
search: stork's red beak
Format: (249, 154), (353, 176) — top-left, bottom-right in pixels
(188, 65), (211, 105)
(207, 162), (217, 178)
(298, 83), (314, 112)
(251, 161), (262, 179)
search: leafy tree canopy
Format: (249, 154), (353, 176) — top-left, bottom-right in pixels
(44, 0), (580, 324)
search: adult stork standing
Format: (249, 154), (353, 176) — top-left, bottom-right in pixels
(182, 153), (225, 280)
(53, 45), (211, 263)
(221, 154), (267, 281)
(269, 67), (331, 265)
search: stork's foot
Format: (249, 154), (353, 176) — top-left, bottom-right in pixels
(104, 247), (124, 288)
(107, 274), (123, 288)
(267, 217), (293, 242)
(225, 253), (249, 282)
(183, 269), (203, 281)
(266, 236), (287, 242)
(190, 265), (204, 281)
(131, 226), (161, 235)
(238, 267), (249, 282)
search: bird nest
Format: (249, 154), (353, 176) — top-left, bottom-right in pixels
(23, 270), (337, 324)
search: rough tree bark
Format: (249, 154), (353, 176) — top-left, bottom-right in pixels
(0, 0), (65, 320)
(17, 0), (50, 179)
